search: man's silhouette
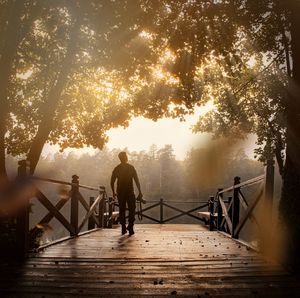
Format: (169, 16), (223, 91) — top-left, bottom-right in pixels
(110, 152), (142, 235)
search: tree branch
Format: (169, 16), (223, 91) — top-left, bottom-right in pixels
(26, 17), (81, 174)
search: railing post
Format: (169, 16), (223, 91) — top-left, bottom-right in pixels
(232, 176), (240, 239)
(160, 198), (164, 224)
(217, 189), (223, 231)
(16, 160), (30, 258)
(70, 175), (79, 236)
(209, 196), (215, 231)
(88, 197), (95, 230)
(227, 196), (233, 234)
(98, 188), (104, 228)
(108, 197), (113, 228)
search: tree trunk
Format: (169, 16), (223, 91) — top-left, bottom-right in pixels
(0, 0), (26, 182)
(279, 2), (300, 272)
(26, 20), (80, 174)
(26, 74), (70, 174)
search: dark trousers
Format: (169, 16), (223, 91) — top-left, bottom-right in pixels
(118, 192), (136, 226)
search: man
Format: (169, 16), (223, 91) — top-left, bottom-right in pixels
(110, 152), (142, 235)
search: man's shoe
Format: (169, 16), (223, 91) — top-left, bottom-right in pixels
(121, 225), (127, 235)
(127, 225), (134, 236)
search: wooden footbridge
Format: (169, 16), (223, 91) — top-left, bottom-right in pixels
(1, 160), (300, 297)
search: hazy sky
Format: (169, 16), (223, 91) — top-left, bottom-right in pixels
(44, 103), (257, 160)
(106, 105), (212, 159)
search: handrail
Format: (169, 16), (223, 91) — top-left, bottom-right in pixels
(218, 174), (264, 194)
(31, 176), (104, 191)
(209, 161), (274, 249)
(129, 198), (209, 224)
(145, 200), (209, 204)
(14, 160), (110, 256)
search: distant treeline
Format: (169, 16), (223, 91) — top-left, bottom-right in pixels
(7, 144), (264, 202)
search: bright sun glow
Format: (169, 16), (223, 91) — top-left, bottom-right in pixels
(138, 30), (153, 40)
(151, 66), (179, 85)
(106, 102), (214, 159)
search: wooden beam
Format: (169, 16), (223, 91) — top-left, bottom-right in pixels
(220, 199), (233, 230)
(135, 213), (160, 223)
(219, 175), (264, 194)
(233, 188), (263, 238)
(30, 195), (70, 240)
(238, 190), (259, 226)
(78, 195), (102, 232)
(41, 197), (69, 222)
(217, 190), (223, 231)
(35, 190), (75, 235)
(135, 202), (161, 213)
(219, 198), (232, 234)
(77, 192), (99, 228)
(31, 176), (102, 191)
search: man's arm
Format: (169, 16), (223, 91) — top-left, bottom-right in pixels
(133, 168), (142, 196)
(110, 170), (117, 198)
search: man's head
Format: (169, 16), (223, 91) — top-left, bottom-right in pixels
(118, 151), (128, 163)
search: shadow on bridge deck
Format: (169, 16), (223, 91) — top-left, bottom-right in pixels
(1, 224), (299, 297)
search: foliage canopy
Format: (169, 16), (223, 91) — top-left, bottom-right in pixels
(0, 0), (293, 174)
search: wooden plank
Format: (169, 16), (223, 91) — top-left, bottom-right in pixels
(1, 224), (299, 297)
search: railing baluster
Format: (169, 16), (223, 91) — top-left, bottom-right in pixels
(70, 175), (79, 236)
(232, 176), (241, 239)
(108, 197), (113, 228)
(217, 189), (223, 231)
(98, 190), (104, 228)
(227, 196), (232, 234)
(209, 196), (215, 231)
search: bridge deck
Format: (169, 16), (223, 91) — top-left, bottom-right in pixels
(1, 224), (299, 297)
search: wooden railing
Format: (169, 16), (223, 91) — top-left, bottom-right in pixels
(208, 159), (274, 246)
(10, 158), (274, 256)
(15, 160), (109, 256)
(120, 199), (209, 224)
(13, 160), (208, 257)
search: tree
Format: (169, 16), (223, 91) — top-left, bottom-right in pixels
(137, 0), (300, 270)
(280, 0), (300, 271)
(0, 0), (153, 179)
(0, 0), (40, 180)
